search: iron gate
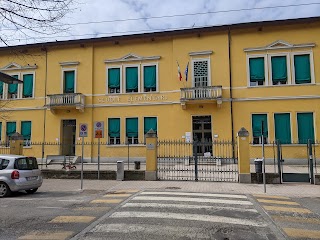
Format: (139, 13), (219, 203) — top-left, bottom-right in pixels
(157, 140), (238, 182)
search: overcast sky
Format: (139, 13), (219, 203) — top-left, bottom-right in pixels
(4, 0), (320, 46)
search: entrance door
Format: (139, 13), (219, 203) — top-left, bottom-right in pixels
(61, 119), (76, 156)
(192, 116), (212, 155)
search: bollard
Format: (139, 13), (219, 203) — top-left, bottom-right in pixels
(134, 161), (141, 170)
(117, 161), (124, 181)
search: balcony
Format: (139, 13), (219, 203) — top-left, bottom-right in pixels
(180, 86), (222, 109)
(46, 93), (85, 113)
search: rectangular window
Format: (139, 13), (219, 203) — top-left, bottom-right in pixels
(6, 122), (16, 140)
(294, 54), (311, 84)
(22, 74), (34, 98)
(63, 70), (75, 93)
(193, 60), (208, 87)
(143, 65), (157, 92)
(125, 67), (138, 93)
(8, 75), (19, 99)
(144, 117), (157, 135)
(108, 118), (120, 145)
(21, 121), (32, 146)
(126, 117), (138, 144)
(274, 113), (291, 144)
(297, 113), (314, 144)
(249, 57), (265, 86)
(252, 114), (268, 144)
(271, 56), (288, 85)
(108, 68), (121, 93)
(0, 81), (3, 99)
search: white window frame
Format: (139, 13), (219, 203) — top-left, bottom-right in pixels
(191, 58), (211, 87)
(296, 111), (316, 143)
(124, 65), (140, 93)
(251, 113), (269, 145)
(107, 117), (121, 145)
(141, 63), (158, 93)
(268, 53), (291, 86)
(20, 120), (32, 146)
(5, 73), (20, 100)
(61, 68), (77, 94)
(273, 112), (292, 144)
(246, 54), (268, 87)
(21, 72), (35, 99)
(291, 51), (315, 85)
(125, 117), (139, 144)
(106, 65), (122, 94)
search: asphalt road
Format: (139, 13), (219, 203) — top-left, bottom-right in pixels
(0, 180), (319, 240)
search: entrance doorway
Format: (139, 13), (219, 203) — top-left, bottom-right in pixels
(61, 119), (76, 156)
(192, 116), (212, 155)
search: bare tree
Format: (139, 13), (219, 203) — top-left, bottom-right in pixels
(0, 0), (74, 46)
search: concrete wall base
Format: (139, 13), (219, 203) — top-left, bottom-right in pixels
(239, 173), (251, 183)
(145, 171), (157, 181)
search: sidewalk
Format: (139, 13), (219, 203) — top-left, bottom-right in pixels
(41, 178), (320, 198)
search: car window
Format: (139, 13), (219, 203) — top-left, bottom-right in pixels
(15, 158), (31, 170)
(28, 157), (39, 169)
(0, 159), (10, 170)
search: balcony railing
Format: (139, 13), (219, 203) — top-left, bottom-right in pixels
(46, 93), (85, 113)
(180, 85), (222, 101)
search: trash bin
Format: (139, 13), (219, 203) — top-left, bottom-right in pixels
(134, 161), (140, 170)
(254, 158), (263, 173)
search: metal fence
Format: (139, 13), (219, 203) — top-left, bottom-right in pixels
(157, 140), (238, 182)
(0, 141), (10, 155)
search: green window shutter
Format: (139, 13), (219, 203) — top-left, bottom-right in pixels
(64, 71), (75, 93)
(249, 58), (265, 82)
(297, 113), (314, 144)
(126, 118), (138, 137)
(0, 81), (3, 95)
(144, 117), (157, 134)
(108, 118), (120, 137)
(252, 114), (268, 137)
(8, 75), (18, 94)
(0, 122), (2, 141)
(126, 67), (138, 92)
(23, 74), (34, 97)
(21, 121), (32, 140)
(108, 68), (120, 88)
(144, 65), (156, 88)
(6, 122), (16, 137)
(271, 56), (287, 83)
(294, 54), (311, 84)
(274, 113), (291, 144)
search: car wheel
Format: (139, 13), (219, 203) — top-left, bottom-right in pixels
(0, 182), (11, 198)
(25, 188), (38, 194)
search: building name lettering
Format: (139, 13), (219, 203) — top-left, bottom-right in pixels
(98, 95), (168, 103)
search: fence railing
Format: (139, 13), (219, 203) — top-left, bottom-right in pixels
(180, 86), (222, 101)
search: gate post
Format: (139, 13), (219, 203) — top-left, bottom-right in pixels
(237, 127), (251, 183)
(145, 129), (157, 181)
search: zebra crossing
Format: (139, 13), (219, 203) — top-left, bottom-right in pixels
(76, 191), (279, 240)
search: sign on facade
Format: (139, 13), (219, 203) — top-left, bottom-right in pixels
(94, 121), (104, 138)
(79, 123), (88, 137)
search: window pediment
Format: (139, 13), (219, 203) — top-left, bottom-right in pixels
(105, 53), (160, 63)
(0, 62), (37, 71)
(244, 40), (315, 52)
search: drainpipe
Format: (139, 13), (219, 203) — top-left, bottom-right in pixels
(228, 27), (235, 160)
(41, 46), (48, 166)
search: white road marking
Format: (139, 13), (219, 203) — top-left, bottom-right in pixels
(123, 202), (258, 213)
(111, 211), (266, 227)
(9, 198), (34, 201)
(132, 196), (253, 205)
(37, 206), (68, 209)
(141, 191), (247, 199)
(58, 199), (84, 202)
(90, 223), (209, 238)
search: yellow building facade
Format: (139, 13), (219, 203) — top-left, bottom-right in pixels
(0, 17), (319, 163)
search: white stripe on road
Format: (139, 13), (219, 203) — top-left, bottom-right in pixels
(123, 202), (258, 213)
(90, 223), (208, 238)
(111, 211), (266, 227)
(141, 191), (247, 199)
(8, 198), (34, 201)
(37, 206), (68, 209)
(58, 200), (84, 202)
(132, 196), (253, 205)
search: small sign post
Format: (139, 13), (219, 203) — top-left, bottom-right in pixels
(94, 121), (104, 180)
(79, 123), (88, 190)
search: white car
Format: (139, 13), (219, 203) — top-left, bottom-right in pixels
(0, 154), (43, 197)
